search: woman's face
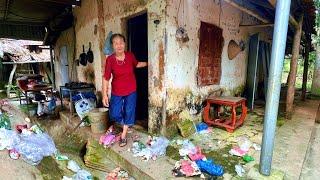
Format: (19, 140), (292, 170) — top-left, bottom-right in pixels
(112, 36), (125, 54)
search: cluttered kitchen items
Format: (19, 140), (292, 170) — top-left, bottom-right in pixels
(87, 42), (94, 63)
(80, 45), (87, 66)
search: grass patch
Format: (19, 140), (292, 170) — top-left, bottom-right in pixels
(56, 133), (86, 155)
(166, 145), (181, 161)
(37, 156), (64, 180)
(204, 144), (242, 175)
(277, 117), (286, 127)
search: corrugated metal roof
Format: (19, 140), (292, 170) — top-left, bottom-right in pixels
(0, 38), (50, 63)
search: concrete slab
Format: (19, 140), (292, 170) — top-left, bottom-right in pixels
(268, 100), (319, 180)
(300, 123), (320, 179)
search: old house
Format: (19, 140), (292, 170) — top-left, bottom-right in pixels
(52, 0), (282, 136)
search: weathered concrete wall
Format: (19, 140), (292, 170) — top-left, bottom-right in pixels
(102, 0), (167, 133)
(54, 27), (76, 88)
(73, 0), (102, 91)
(161, 0), (272, 136)
(63, 0), (273, 136)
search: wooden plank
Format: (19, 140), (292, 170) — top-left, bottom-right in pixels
(246, 33), (260, 110)
(224, 0), (269, 23)
(239, 23), (274, 28)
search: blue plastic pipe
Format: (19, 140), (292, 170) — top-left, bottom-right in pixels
(259, 0), (291, 176)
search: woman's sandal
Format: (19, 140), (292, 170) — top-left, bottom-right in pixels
(106, 126), (114, 134)
(119, 138), (127, 147)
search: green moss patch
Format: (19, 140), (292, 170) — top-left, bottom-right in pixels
(37, 156), (64, 180)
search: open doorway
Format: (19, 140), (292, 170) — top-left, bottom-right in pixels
(127, 12), (148, 129)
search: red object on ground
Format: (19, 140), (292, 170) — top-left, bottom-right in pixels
(16, 124), (28, 133)
(188, 147), (205, 161)
(203, 96), (247, 133)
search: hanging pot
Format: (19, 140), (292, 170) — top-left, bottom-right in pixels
(79, 45), (87, 66)
(87, 42), (94, 63)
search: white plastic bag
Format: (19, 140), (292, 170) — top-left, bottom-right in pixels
(74, 94), (95, 120)
(14, 132), (57, 165)
(67, 160), (81, 173)
(72, 169), (93, 180)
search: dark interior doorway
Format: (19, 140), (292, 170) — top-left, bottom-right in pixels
(127, 12), (148, 129)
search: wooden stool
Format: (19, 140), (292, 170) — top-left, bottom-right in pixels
(203, 96), (247, 133)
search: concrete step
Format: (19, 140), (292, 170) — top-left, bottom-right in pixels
(299, 123), (320, 179)
(59, 111), (175, 180)
(271, 100), (319, 180)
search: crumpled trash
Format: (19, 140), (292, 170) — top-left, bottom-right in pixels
(14, 132), (57, 165)
(237, 136), (252, 151)
(196, 122), (209, 132)
(62, 176), (73, 180)
(72, 169), (93, 180)
(131, 141), (146, 154)
(131, 136), (169, 161)
(29, 125), (43, 134)
(55, 153), (69, 161)
(67, 160), (81, 173)
(9, 149), (20, 160)
(229, 147), (247, 157)
(235, 164), (245, 177)
(0, 112), (11, 130)
(243, 154), (254, 162)
(253, 143), (261, 151)
(179, 140), (196, 157)
(172, 159), (201, 177)
(16, 124), (28, 133)
(48, 98), (56, 112)
(195, 159), (224, 176)
(188, 146), (205, 161)
(106, 167), (121, 180)
(0, 128), (20, 150)
(99, 133), (117, 148)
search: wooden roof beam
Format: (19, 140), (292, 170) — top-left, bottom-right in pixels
(268, 0), (299, 28)
(32, 0), (81, 6)
(224, 0), (269, 23)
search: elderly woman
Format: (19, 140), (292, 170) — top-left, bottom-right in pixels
(102, 33), (147, 147)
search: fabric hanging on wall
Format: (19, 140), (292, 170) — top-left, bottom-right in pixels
(103, 31), (113, 55)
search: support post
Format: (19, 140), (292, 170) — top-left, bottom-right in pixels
(50, 45), (55, 89)
(6, 64), (17, 98)
(259, 0), (291, 176)
(301, 34), (311, 100)
(311, 45), (320, 96)
(286, 15), (304, 118)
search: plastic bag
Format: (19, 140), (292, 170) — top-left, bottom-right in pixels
(195, 159), (224, 176)
(0, 128), (20, 150)
(196, 122), (209, 132)
(72, 169), (93, 180)
(172, 159), (201, 177)
(48, 98), (56, 112)
(149, 136), (169, 157)
(237, 136), (252, 151)
(14, 132), (57, 165)
(179, 140), (196, 157)
(103, 31), (113, 55)
(74, 94), (95, 120)
(235, 164), (245, 177)
(67, 160), (81, 173)
(99, 133), (117, 147)
(0, 113), (11, 130)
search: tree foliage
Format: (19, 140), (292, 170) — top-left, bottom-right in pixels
(314, 0), (320, 44)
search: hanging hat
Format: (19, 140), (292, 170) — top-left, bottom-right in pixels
(228, 40), (244, 60)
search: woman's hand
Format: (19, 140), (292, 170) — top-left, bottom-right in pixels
(102, 95), (109, 107)
(136, 62), (148, 68)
